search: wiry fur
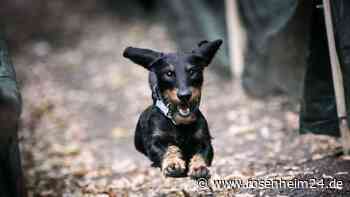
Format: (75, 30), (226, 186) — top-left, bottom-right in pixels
(123, 39), (222, 178)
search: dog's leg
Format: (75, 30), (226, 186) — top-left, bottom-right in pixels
(146, 138), (186, 177)
(161, 145), (186, 177)
(188, 143), (213, 179)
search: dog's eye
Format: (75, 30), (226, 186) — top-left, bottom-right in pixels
(189, 69), (195, 75)
(166, 71), (174, 77)
(189, 68), (197, 75)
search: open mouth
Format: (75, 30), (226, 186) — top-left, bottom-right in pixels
(177, 104), (191, 117)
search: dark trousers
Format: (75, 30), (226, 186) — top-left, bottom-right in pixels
(300, 0), (350, 136)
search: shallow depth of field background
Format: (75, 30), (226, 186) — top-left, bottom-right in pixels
(1, 1), (349, 196)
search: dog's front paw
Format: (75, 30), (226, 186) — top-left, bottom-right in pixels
(188, 163), (210, 179)
(161, 145), (186, 177)
(162, 157), (186, 177)
(188, 155), (210, 179)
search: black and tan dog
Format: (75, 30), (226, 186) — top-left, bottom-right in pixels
(123, 39), (222, 179)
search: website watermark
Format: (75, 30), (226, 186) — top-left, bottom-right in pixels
(196, 177), (343, 191)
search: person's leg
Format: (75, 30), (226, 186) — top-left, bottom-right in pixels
(0, 132), (25, 197)
(300, 0), (339, 136)
(300, 0), (350, 136)
(0, 32), (25, 197)
(332, 1), (350, 123)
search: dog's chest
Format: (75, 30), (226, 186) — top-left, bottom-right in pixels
(163, 126), (202, 146)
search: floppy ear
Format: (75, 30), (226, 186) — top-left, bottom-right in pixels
(123, 47), (162, 70)
(192, 39), (223, 66)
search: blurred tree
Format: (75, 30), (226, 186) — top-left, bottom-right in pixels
(0, 30), (25, 197)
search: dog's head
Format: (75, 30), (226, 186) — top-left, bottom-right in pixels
(123, 39), (222, 124)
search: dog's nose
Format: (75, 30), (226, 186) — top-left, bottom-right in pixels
(177, 89), (192, 102)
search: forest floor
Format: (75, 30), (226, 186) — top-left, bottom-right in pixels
(10, 2), (350, 197)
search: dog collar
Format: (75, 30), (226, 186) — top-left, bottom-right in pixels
(155, 99), (178, 125)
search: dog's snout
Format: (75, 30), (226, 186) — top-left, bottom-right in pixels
(177, 89), (192, 102)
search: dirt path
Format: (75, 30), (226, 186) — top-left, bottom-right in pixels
(12, 4), (350, 197)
